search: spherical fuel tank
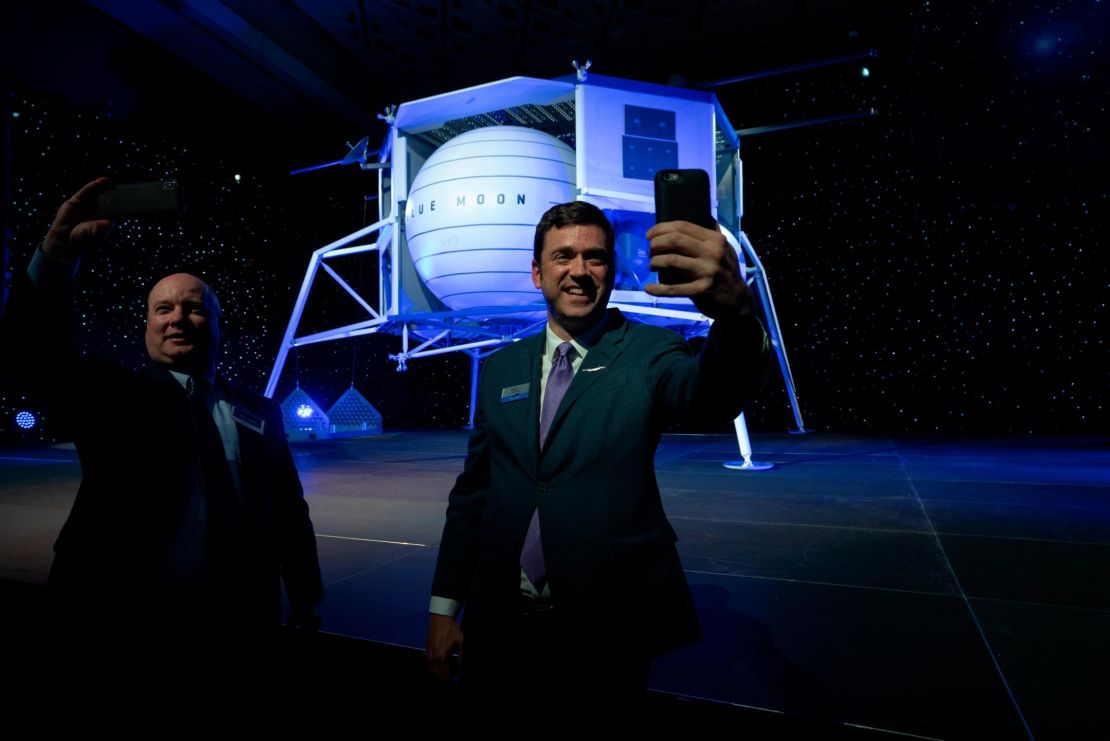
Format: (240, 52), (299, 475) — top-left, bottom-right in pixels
(404, 126), (577, 311)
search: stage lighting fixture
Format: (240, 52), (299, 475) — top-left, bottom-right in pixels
(325, 387), (383, 436)
(280, 388), (329, 441)
(15, 410), (37, 430)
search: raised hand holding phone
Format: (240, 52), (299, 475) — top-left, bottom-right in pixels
(647, 169), (753, 321)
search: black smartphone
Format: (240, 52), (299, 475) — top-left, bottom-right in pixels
(96, 180), (183, 218)
(653, 168), (715, 284)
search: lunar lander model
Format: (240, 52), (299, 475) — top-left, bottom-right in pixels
(268, 67), (806, 466)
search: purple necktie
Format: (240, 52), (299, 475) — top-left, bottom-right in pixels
(521, 341), (576, 589)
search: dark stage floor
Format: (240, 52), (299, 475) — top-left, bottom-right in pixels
(2, 431), (1107, 738)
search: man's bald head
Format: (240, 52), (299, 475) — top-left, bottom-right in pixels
(144, 273), (222, 380)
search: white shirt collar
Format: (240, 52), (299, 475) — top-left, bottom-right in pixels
(544, 314), (607, 359)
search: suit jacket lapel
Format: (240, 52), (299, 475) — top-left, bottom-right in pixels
(541, 311), (628, 454)
(222, 382), (256, 462)
(520, 331), (545, 469)
(220, 381), (267, 516)
(140, 365), (193, 523)
(490, 330), (546, 470)
(142, 362), (189, 400)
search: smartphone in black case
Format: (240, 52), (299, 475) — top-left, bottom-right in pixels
(96, 180), (182, 218)
(653, 169), (715, 284)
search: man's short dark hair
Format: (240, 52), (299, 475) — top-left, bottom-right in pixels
(533, 201), (616, 266)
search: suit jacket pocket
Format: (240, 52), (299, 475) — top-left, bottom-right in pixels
(574, 373), (629, 404)
(605, 519), (696, 655)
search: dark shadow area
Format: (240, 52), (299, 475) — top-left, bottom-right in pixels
(2, 578), (901, 735)
(3, 430), (1107, 738)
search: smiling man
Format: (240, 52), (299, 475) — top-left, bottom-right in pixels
(144, 272), (222, 377)
(5, 179), (323, 666)
(530, 214), (613, 338)
(426, 201), (771, 709)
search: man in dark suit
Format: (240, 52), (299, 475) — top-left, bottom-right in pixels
(6, 178), (323, 664)
(425, 201), (769, 704)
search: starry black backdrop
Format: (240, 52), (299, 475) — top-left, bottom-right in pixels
(1, 0), (1105, 443)
(0, 95), (473, 442)
(720, 0), (1106, 434)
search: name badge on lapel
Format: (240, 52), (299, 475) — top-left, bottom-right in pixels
(500, 383), (530, 403)
(232, 406), (266, 435)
